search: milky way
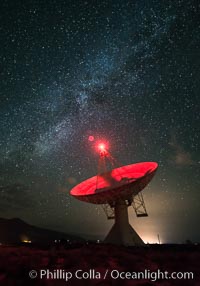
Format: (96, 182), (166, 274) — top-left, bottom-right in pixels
(0, 0), (200, 242)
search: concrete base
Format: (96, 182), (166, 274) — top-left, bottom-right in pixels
(104, 200), (144, 246)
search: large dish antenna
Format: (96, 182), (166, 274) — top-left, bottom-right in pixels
(70, 142), (158, 245)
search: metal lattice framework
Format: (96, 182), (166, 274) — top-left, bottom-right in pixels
(101, 191), (148, 220)
(102, 204), (115, 219)
(131, 192), (148, 217)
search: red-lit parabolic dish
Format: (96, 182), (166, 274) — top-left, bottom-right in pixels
(70, 162), (158, 204)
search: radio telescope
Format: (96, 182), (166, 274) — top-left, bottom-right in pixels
(70, 143), (158, 246)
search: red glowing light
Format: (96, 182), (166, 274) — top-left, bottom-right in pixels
(96, 142), (109, 157)
(88, 136), (94, 142)
(98, 143), (106, 151)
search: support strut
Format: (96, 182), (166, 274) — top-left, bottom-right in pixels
(132, 192), (148, 217)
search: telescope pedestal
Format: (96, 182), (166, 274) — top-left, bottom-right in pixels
(104, 200), (144, 246)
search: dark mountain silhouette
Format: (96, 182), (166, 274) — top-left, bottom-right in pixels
(0, 217), (84, 244)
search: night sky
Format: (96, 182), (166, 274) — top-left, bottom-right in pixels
(0, 0), (200, 243)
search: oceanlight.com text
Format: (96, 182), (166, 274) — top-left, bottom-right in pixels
(29, 268), (194, 282)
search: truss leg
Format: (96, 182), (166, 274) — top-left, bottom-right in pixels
(132, 192), (148, 217)
(102, 204), (115, 219)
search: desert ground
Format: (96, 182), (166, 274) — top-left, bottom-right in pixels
(0, 243), (199, 286)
